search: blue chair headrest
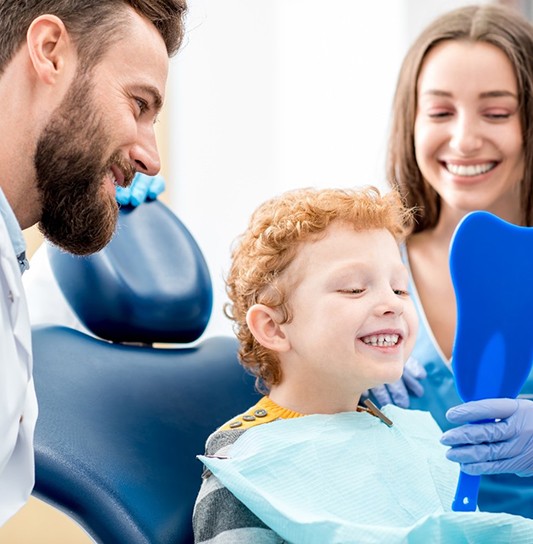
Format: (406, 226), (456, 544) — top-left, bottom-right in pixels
(47, 199), (213, 344)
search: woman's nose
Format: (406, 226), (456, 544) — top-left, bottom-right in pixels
(449, 113), (483, 155)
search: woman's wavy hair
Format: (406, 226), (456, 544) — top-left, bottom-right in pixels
(225, 186), (412, 393)
(387, 4), (533, 232)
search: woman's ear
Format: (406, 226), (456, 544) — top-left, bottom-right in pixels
(246, 304), (290, 353)
(26, 15), (72, 85)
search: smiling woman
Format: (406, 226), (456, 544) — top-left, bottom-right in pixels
(383, 1), (533, 519)
(413, 40), (523, 229)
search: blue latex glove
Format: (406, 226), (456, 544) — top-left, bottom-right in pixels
(363, 356), (426, 408)
(441, 398), (533, 477)
(115, 173), (166, 207)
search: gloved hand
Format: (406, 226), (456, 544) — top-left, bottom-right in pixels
(441, 398), (533, 477)
(363, 357), (426, 408)
(115, 173), (166, 207)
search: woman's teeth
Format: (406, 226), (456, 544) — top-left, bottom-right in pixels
(445, 162), (496, 177)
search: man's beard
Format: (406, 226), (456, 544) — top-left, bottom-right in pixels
(35, 73), (134, 255)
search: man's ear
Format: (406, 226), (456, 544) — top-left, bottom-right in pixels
(26, 15), (72, 84)
(246, 304), (290, 353)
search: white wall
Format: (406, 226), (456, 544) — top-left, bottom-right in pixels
(167, 0), (490, 339)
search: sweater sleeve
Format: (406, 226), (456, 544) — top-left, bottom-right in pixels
(193, 429), (284, 544)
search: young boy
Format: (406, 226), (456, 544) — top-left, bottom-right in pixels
(193, 187), (533, 544)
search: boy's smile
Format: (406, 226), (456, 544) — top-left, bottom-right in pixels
(270, 222), (418, 414)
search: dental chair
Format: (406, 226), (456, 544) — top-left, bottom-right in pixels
(30, 200), (259, 544)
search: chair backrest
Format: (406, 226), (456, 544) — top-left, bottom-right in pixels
(31, 200), (259, 544)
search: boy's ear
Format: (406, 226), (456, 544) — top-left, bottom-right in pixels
(26, 15), (72, 84)
(246, 304), (290, 353)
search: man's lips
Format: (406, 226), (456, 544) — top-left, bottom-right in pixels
(110, 164), (126, 188)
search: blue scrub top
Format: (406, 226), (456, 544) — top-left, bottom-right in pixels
(402, 245), (533, 519)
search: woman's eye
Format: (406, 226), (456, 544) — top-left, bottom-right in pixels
(484, 112), (511, 120)
(427, 110), (452, 119)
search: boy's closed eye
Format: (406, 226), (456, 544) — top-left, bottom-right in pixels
(337, 288), (365, 295)
(393, 289), (410, 296)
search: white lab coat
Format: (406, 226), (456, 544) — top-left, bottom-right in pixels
(0, 213), (38, 525)
(23, 243), (90, 334)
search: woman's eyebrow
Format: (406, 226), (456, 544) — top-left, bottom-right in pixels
(479, 90), (518, 99)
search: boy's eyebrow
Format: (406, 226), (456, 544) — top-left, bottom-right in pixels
(330, 262), (367, 274)
(329, 261), (408, 278)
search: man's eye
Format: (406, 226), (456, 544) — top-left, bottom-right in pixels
(135, 98), (148, 114)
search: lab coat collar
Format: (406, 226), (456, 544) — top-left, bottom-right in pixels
(0, 188), (29, 274)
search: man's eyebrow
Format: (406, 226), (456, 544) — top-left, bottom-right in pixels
(137, 84), (163, 111)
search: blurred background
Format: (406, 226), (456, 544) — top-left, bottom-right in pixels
(6, 0), (525, 541)
(167, 0), (500, 340)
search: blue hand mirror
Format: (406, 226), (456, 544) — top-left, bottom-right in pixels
(449, 211), (533, 511)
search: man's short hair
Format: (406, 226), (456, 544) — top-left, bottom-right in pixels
(0, 0), (187, 75)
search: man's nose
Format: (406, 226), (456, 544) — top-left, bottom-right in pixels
(130, 124), (161, 175)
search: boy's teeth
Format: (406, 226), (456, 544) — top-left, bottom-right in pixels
(445, 162), (496, 176)
(362, 334), (399, 347)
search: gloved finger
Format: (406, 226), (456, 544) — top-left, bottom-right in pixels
(445, 398), (519, 425)
(115, 185), (132, 205)
(402, 371), (424, 398)
(383, 380), (410, 408)
(129, 173), (151, 207)
(444, 437), (520, 464)
(445, 444), (491, 464)
(458, 460), (511, 476)
(404, 356), (427, 379)
(441, 419), (516, 446)
(146, 174), (166, 199)
(368, 385), (393, 407)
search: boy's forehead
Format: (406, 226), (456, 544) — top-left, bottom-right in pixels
(287, 225), (403, 275)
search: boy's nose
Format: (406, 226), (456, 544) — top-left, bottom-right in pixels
(375, 290), (404, 316)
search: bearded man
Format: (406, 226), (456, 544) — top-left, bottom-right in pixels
(0, 0), (186, 524)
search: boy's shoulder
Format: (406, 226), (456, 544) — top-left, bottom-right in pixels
(218, 397), (281, 432)
(205, 396), (291, 456)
